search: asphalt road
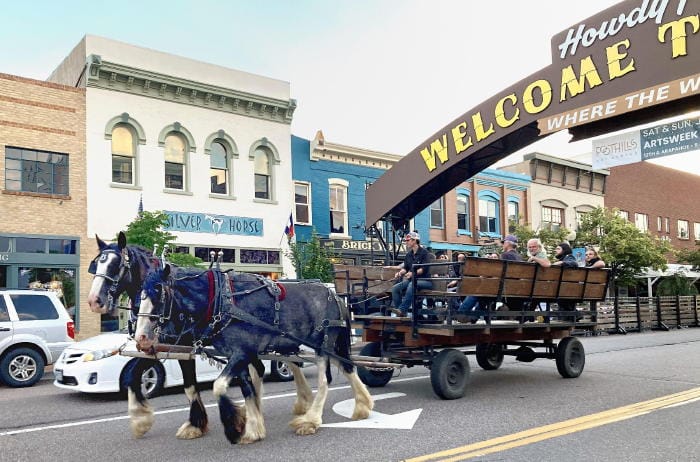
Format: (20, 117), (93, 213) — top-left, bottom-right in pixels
(1, 329), (699, 462)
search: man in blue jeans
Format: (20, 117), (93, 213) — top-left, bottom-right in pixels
(384, 231), (433, 317)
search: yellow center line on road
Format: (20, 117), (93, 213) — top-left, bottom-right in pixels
(404, 387), (700, 462)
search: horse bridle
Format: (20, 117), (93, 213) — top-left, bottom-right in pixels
(88, 248), (131, 312)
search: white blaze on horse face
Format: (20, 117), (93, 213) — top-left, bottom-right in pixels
(134, 292), (157, 351)
(86, 252), (120, 314)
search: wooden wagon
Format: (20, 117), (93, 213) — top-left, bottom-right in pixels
(334, 257), (610, 399)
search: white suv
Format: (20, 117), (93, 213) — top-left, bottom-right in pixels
(0, 289), (75, 387)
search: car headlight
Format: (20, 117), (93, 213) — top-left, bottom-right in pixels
(82, 349), (118, 362)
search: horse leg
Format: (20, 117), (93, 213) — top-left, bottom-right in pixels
(125, 359), (154, 438)
(337, 362), (374, 420)
(240, 365), (266, 444)
(291, 363), (313, 415)
(175, 359), (208, 439)
(289, 357), (328, 435)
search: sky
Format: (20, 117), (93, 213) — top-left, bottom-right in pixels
(1, 0), (697, 173)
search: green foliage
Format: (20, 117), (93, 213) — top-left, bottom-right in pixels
(286, 230), (335, 282)
(120, 211), (176, 252)
(121, 211), (203, 267)
(677, 247), (700, 270)
(657, 272), (698, 296)
(167, 252), (204, 267)
(575, 207), (671, 286)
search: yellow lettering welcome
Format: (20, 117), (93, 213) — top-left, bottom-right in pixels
(658, 15), (700, 58)
(419, 134), (449, 172)
(606, 39), (635, 80)
(560, 56), (603, 101)
(451, 122), (472, 155)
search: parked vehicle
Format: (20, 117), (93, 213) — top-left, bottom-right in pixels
(54, 331), (299, 399)
(0, 289), (75, 387)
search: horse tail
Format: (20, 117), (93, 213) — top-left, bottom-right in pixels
(333, 295), (355, 375)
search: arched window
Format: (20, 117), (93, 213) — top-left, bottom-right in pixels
(254, 148), (271, 199)
(111, 125), (136, 185)
(210, 141), (229, 195)
(164, 133), (186, 190)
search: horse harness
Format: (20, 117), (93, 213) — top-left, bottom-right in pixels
(149, 268), (352, 367)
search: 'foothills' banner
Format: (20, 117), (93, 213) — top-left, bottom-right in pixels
(592, 116), (700, 168)
(367, 0), (700, 226)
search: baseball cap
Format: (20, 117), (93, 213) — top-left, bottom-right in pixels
(404, 231), (421, 241)
(504, 234), (518, 244)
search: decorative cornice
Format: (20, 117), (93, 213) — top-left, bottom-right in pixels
(310, 141), (401, 170)
(85, 54), (296, 125)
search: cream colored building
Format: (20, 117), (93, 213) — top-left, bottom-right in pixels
(499, 152), (608, 238)
(48, 35), (298, 335)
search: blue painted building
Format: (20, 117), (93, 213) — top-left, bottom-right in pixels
(291, 131), (432, 265)
(291, 132), (531, 264)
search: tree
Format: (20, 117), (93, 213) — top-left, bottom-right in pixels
(286, 230), (335, 282)
(575, 207), (671, 287)
(677, 246), (700, 270)
(657, 271), (698, 296)
(120, 211), (203, 267)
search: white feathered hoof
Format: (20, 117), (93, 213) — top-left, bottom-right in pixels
(129, 411), (154, 439)
(176, 422), (205, 439)
(289, 416), (320, 436)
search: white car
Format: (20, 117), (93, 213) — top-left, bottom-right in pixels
(53, 331), (297, 398)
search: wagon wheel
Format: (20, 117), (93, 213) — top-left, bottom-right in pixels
(357, 342), (394, 387)
(555, 336), (585, 378)
(475, 343), (504, 370)
(430, 349), (470, 400)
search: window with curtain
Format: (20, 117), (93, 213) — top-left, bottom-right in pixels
(254, 148), (271, 199)
(209, 141), (228, 194)
(111, 125), (135, 185)
(164, 133), (186, 190)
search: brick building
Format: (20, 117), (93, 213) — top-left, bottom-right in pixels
(0, 73), (87, 333)
(605, 161), (700, 260)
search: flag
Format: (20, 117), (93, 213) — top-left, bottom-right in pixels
(284, 213), (295, 240)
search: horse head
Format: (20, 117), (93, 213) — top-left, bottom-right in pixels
(87, 231), (131, 316)
(134, 264), (172, 353)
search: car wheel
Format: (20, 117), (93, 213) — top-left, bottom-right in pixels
(0, 347), (45, 388)
(139, 361), (166, 398)
(121, 359), (165, 399)
(269, 360), (294, 382)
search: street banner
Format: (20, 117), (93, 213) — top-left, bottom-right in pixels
(641, 118), (700, 161)
(592, 131), (641, 169)
(592, 117), (700, 169)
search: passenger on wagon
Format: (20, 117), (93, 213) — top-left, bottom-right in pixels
(455, 235), (522, 323)
(585, 248), (606, 268)
(384, 231), (433, 317)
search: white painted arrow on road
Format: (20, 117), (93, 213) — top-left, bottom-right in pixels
(322, 392), (422, 429)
